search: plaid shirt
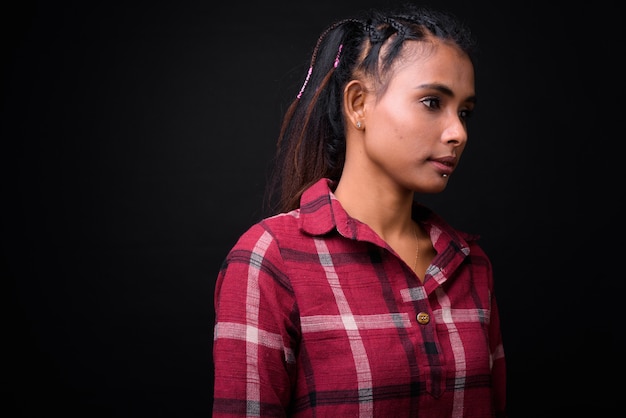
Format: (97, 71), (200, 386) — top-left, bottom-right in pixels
(213, 178), (506, 417)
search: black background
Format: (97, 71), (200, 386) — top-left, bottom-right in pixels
(2, 1), (624, 417)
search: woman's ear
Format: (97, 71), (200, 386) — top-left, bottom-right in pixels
(344, 80), (366, 130)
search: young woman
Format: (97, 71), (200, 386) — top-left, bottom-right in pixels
(213, 4), (507, 417)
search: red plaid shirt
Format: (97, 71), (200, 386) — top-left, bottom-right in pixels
(213, 178), (506, 417)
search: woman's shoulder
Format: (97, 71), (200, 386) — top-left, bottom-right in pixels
(230, 210), (304, 250)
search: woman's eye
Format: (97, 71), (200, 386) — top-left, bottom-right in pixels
(421, 97), (441, 110)
(459, 108), (473, 120)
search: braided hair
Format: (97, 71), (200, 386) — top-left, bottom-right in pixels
(265, 4), (477, 214)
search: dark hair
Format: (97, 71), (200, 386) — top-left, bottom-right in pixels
(265, 3), (477, 214)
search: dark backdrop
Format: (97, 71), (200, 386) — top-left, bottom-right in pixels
(2, 1), (623, 417)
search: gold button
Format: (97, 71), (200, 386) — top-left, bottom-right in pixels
(416, 312), (430, 324)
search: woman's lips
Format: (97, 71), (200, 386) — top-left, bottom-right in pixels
(430, 156), (456, 176)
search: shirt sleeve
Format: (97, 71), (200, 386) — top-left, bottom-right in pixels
(212, 223), (298, 417)
(489, 291), (507, 418)
(471, 239), (507, 417)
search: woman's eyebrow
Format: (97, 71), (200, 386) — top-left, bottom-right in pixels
(416, 83), (477, 103)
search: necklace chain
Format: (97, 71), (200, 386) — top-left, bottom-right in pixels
(413, 223), (420, 273)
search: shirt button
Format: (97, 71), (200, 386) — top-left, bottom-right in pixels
(416, 312), (430, 324)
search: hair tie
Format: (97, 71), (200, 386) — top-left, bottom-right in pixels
(296, 66), (313, 99)
(333, 44), (343, 68)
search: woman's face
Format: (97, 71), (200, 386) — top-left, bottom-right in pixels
(360, 39), (476, 194)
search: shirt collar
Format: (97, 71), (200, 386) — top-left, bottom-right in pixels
(298, 178), (477, 252)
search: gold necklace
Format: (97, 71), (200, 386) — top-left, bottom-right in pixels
(413, 223), (420, 273)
